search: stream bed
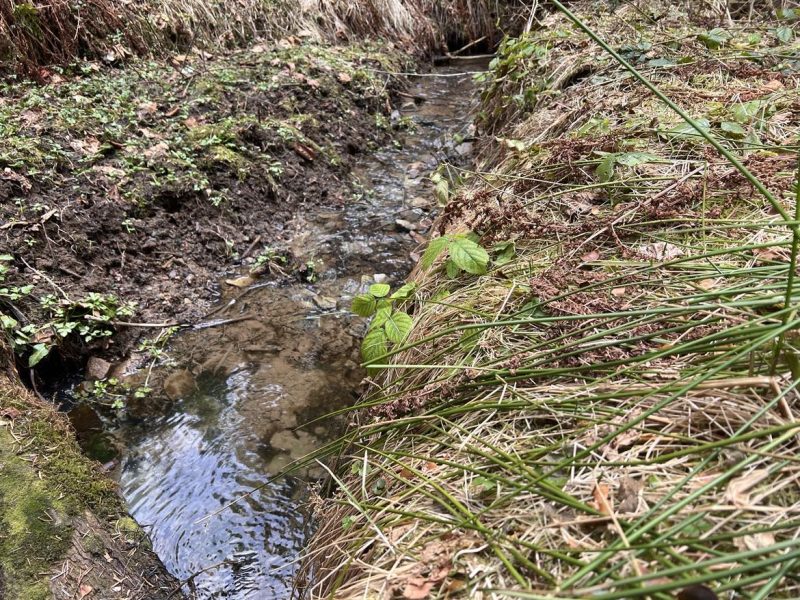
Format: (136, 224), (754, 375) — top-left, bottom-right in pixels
(110, 60), (483, 598)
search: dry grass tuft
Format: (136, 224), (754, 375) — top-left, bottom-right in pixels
(299, 1), (800, 598)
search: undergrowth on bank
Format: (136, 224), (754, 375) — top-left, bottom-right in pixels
(301, 1), (800, 598)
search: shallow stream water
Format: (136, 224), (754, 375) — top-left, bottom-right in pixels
(112, 60), (483, 598)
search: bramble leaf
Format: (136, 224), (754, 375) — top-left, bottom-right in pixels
(369, 283), (390, 298)
(352, 294), (377, 317)
(421, 236), (448, 269)
(384, 311), (413, 343)
(449, 237), (489, 275)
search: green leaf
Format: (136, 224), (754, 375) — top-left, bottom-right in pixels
(596, 153), (617, 183)
(361, 327), (388, 364)
(448, 237), (489, 275)
(390, 283), (416, 300)
(647, 57), (676, 68)
(0, 314), (18, 329)
(28, 343), (50, 367)
(351, 294), (377, 317)
(445, 259), (461, 279)
(421, 236), (448, 269)
(615, 151), (659, 167)
(731, 100), (765, 124)
(698, 28), (730, 50)
(384, 311), (413, 343)
(434, 177), (449, 206)
(667, 118), (711, 139)
(492, 240), (516, 266)
(369, 283), (390, 298)
(371, 306), (392, 329)
(775, 26), (793, 44)
(0, 254), (12, 261)
(720, 121), (747, 139)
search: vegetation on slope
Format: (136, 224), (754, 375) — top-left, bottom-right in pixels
(301, 1), (800, 598)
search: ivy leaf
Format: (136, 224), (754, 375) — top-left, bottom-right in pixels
(0, 314), (18, 329)
(449, 237), (489, 275)
(384, 311), (413, 343)
(390, 283), (416, 300)
(28, 343), (50, 367)
(369, 283), (390, 298)
(421, 236), (448, 269)
(351, 294), (377, 317)
(361, 327), (388, 364)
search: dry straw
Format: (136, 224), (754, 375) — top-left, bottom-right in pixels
(299, 1), (800, 598)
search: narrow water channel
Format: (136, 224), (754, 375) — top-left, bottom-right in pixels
(113, 60), (483, 598)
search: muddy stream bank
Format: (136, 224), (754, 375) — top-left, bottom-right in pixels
(74, 60), (485, 598)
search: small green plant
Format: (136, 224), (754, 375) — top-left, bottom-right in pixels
(420, 232), (490, 277)
(351, 282), (416, 366)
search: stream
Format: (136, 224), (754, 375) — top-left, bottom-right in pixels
(109, 60), (483, 599)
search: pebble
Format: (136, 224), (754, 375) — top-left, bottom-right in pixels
(85, 356), (112, 381)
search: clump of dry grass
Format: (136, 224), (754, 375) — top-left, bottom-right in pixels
(0, 0), (502, 74)
(299, 1), (800, 598)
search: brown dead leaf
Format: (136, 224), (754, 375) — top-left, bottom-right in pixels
(225, 276), (255, 288)
(764, 80), (784, 92)
(611, 287), (626, 297)
(617, 476), (642, 513)
(724, 469), (770, 508)
(1, 407), (22, 420)
(78, 584), (94, 598)
(403, 577), (434, 599)
(581, 250), (600, 262)
(637, 242), (683, 261)
(338, 72), (352, 83)
(143, 142), (169, 162)
(184, 116), (200, 128)
(735, 531), (776, 551)
(592, 482), (613, 515)
(292, 142), (316, 161)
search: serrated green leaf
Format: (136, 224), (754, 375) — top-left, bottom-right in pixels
(0, 314), (18, 329)
(351, 294), (377, 317)
(28, 343), (50, 367)
(776, 26), (793, 43)
(445, 258), (461, 279)
(369, 283), (390, 298)
(698, 28), (730, 49)
(371, 306), (392, 329)
(731, 100), (764, 124)
(390, 283), (416, 300)
(492, 240), (516, 266)
(596, 153), (617, 183)
(361, 327), (388, 364)
(449, 237), (489, 275)
(384, 311), (413, 343)
(421, 236), (448, 269)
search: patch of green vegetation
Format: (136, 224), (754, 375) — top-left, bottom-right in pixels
(0, 428), (74, 598)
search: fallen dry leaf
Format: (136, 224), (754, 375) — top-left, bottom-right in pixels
(225, 276), (255, 288)
(611, 287), (626, 297)
(724, 469), (770, 508)
(143, 142), (169, 162)
(637, 241), (683, 261)
(78, 583), (94, 598)
(403, 577), (434, 599)
(338, 72), (352, 83)
(581, 250), (600, 262)
(734, 531), (776, 551)
(592, 482), (613, 515)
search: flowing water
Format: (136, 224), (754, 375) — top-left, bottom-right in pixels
(112, 60), (483, 599)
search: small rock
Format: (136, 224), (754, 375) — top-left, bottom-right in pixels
(395, 219), (417, 232)
(85, 356), (112, 381)
(312, 295), (338, 310)
(373, 273), (388, 284)
(163, 369), (195, 401)
(409, 196), (432, 209)
(455, 141), (473, 156)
